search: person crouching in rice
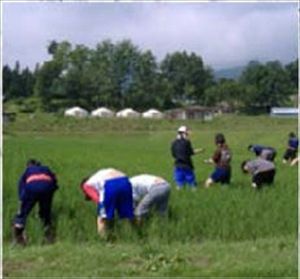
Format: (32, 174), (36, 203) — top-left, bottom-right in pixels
(129, 174), (171, 225)
(241, 158), (276, 189)
(80, 168), (134, 238)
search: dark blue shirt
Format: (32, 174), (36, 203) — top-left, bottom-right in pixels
(288, 137), (298, 150)
(250, 145), (276, 156)
(18, 165), (57, 200)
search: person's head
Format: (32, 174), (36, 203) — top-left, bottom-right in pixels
(247, 144), (253, 151)
(26, 159), (41, 167)
(241, 160), (249, 173)
(177, 126), (189, 138)
(80, 177), (89, 190)
(289, 132), (296, 138)
(215, 133), (225, 145)
(80, 176), (92, 201)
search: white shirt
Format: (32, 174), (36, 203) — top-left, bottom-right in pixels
(130, 174), (167, 202)
(85, 168), (126, 202)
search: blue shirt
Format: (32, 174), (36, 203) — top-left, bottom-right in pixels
(250, 145), (275, 156)
(288, 137), (298, 149)
(18, 165), (57, 200)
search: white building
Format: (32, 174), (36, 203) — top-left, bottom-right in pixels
(142, 109), (164, 119)
(270, 107), (298, 117)
(64, 106), (88, 118)
(91, 107), (114, 118)
(116, 108), (140, 118)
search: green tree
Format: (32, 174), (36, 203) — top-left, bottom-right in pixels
(34, 41), (72, 111)
(240, 60), (293, 112)
(160, 51), (213, 106)
(204, 79), (246, 111)
(285, 59), (298, 92)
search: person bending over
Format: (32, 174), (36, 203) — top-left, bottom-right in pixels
(130, 174), (171, 224)
(13, 159), (58, 245)
(241, 158), (276, 189)
(80, 168), (134, 237)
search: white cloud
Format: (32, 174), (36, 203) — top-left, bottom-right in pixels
(2, 2), (297, 70)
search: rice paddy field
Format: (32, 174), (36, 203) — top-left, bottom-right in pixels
(2, 114), (298, 277)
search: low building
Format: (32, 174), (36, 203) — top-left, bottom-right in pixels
(64, 106), (88, 118)
(142, 109), (164, 119)
(165, 106), (214, 121)
(116, 108), (140, 118)
(270, 107), (298, 117)
(91, 107), (114, 118)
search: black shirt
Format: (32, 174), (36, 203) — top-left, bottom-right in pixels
(171, 137), (195, 169)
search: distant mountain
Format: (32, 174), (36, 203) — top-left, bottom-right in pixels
(214, 65), (246, 81)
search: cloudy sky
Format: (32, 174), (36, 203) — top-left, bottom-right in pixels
(2, 1), (298, 70)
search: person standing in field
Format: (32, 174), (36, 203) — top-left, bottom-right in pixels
(204, 133), (232, 188)
(282, 132), (298, 165)
(241, 158), (276, 189)
(171, 126), (203, 190)
(248, 144), (277, 162)
(130, 174), (171, 224)
(80, 168), (134, 237)
(12, 159), (58, 245)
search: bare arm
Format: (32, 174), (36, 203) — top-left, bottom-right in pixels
(194, 148), (204, 154)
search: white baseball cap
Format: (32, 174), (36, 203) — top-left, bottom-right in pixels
(177, 126), (188, 133)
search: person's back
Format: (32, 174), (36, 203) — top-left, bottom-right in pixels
(171, 137), (194, 170)
(205, 133), (231, 187)
(130, 174), (167, 202)
(20, 165), (57, 191)
(80, 167), (133, 237)
(242, 158), (275, 188)
(85, 168), (126, 192)
(260, 147), (276, 161)
(130, 174), (170, 221)
(248, 144), (276, 161)
(245, 158), (275, 175)
(289, 135), (298, 150)
(213, 144), (231, 170)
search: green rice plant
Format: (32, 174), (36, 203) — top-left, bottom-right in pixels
(3, 115), (297, 245)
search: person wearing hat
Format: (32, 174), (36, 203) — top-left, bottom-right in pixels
(204, 133), (232, 188)
(80, 168), (134, 237)
(171, 126), (203, 190)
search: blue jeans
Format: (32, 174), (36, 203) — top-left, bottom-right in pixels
(174, 167), (196, 188)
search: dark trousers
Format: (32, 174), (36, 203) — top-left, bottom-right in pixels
(283, 148), (297, 161)
(253, 169), (276, 188)
(14, 183), (56, 228)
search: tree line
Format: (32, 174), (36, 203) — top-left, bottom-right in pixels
(3, 39), (298, 114)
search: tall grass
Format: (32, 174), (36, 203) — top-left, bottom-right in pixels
(3, 115), (297, 245)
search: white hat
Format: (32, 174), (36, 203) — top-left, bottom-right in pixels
(177, 126), (188, 133)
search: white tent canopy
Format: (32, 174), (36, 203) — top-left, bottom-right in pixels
(116, 108), (140, 118)
(64, 106), (88, 118)
(91, 107), (114, 118)
(142, 109), (164, 119)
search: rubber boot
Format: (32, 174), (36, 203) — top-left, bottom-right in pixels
(43, 226), (55, 244)
(13, 225), (27, 246)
